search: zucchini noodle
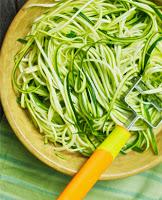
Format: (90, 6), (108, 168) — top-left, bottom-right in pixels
(13, 0), (162, 156)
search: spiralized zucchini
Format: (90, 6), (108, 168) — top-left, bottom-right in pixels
(13, 0), (162, 156)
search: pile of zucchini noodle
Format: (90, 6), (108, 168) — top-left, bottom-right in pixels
(13, 0), (162, 156)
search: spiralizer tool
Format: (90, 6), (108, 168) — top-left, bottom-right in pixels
(57, 76), (162, 200)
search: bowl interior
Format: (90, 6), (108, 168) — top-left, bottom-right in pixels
(0, 0), (162, 180)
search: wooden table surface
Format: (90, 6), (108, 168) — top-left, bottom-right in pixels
(0, 0), (25, 120)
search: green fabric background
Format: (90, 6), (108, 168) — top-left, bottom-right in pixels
(0, 115), (162, 200)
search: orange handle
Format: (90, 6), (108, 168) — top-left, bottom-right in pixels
(57, 149), (113, 200)
(57, 126), (130, 200)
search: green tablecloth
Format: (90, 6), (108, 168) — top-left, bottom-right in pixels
(0, 115), (162, 200)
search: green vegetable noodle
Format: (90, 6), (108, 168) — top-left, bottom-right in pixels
(12, 0), (162, 156)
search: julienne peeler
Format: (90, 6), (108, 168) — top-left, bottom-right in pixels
(57, 76), (162, 200)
